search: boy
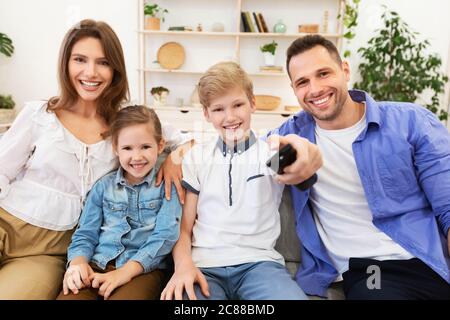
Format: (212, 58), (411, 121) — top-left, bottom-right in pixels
(160, 61), (308, 300)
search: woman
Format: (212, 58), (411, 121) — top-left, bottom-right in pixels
(0, 19), (190, 299)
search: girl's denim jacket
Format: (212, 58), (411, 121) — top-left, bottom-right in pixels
(67, 167), (182, 273)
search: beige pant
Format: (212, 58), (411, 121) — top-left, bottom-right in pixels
(57, 263), (166, 300)
(0, 207), (73, 300)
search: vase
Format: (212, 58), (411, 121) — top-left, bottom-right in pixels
(263, 52), (275, 66)
(273, 20), (287, 33)
(145, 17), (160, 30)
(152, 91), (168, 107)
(0, 109), (16, 124)
(190, 85), (201, 107)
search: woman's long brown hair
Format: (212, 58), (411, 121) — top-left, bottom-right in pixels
(48, 19), (129, 126)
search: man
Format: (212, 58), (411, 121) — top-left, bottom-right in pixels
(269, 34), (450, 299)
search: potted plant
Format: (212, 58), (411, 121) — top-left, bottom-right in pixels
(151, 86), (169, 107)
(0, 94), (16, 124)
(260, 41), (278, 66)
(144, 3), (168, 30)
(0, 33), (16, 125)
(354, 8), (449, 120)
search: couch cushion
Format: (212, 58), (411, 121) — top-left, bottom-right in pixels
(275, 188), (301, 268)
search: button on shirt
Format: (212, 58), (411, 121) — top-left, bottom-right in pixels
(0, 101), (192, 231)
(182, 132), (285, 268)
(67, 167), (182, 273)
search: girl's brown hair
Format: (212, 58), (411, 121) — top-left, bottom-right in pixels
(48, 19), (129, 126)
(110, 105), (162, 147)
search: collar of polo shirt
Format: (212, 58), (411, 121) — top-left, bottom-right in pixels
(216, 131), (257, 156)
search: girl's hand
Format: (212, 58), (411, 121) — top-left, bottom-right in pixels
(90, 261), (143, 300)
(62, 261), (94, 295)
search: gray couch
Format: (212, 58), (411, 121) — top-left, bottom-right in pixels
(275, 188), (345, 300)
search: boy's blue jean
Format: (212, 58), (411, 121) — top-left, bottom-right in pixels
(187, 261), (308, 300)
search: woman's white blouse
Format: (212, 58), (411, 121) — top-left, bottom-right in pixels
(0, 101), (192, 231)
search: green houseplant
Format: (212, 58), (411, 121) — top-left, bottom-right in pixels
(338, 0), (360, 58)
(0, 33), (16, 124)
(0, 33), (14, 57)
(144, 3), (168, 30)
(0, 95), (15, 109)
(260, 41), (278, 66)
(151, 86), (169, 107)
(354, 8), (449, 120)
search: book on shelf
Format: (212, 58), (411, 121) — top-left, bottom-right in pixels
(244, 11), (256, 32)
(259, 66), (284, 73)
(253, 12), (263, 33)
(240, 12), (250, 32)
(258, 13), (269, 33)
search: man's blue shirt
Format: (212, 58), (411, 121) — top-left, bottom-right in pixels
(269, 90), (450, 297)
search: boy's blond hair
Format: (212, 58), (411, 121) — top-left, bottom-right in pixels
(198, 61), (254, 109)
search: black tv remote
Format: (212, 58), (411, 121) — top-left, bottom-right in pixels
(266, 144), (318, 191)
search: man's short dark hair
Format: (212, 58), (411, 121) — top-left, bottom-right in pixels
(286, 35), (342, 78)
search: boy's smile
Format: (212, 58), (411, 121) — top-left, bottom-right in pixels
(203, 86), (256, 145)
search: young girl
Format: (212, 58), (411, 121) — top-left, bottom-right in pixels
(0, 20), (190, 299)
(58, 105), (181, 300)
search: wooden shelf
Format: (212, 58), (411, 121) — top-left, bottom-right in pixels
(139, 68), (201, 75)
(238, 32), (342, 39)
(137, 0), (344, 126)
(138, 30), (238, 37)
(139, 68), (288, 77)
(152, 105), (297, 116)
(138, 30), (343, 39)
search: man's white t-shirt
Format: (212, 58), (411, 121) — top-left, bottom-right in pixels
(310, 109), (413, 279)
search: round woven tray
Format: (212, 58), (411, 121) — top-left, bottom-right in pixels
(157, 42), (185, 70)
(255, 95), (281, 111)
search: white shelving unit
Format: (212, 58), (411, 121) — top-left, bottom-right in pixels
(137, 0), (345, 135)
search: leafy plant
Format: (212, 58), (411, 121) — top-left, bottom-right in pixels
(337, 0), (360, 58)
(260, 41), (278, 55)
(144, 3), (168, 22)
(0, 34), (16, 111)
(0, 95), (15, 109)
(0, 33), (14, 57)
(151, 86), (169, 96)
(354, 8), (449, 120)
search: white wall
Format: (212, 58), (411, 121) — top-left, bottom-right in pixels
(1, 0), (449, 114)
(345, 0), (450, 115)
(0, 0), (139, 110)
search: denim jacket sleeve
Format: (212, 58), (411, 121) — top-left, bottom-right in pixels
(414, 110), (450, 236)
(67, 179), (105, 263)
(131, 183), (182, 273)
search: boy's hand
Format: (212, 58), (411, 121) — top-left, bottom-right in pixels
(268, 134), (322, 185)
(156, 141), (193, 205)
(160, 262), (209, 300)
(156, 152), (184, 204)
(62, 260), (94, 295)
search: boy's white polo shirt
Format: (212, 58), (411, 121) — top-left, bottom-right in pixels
(182, 132), (285, 268)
